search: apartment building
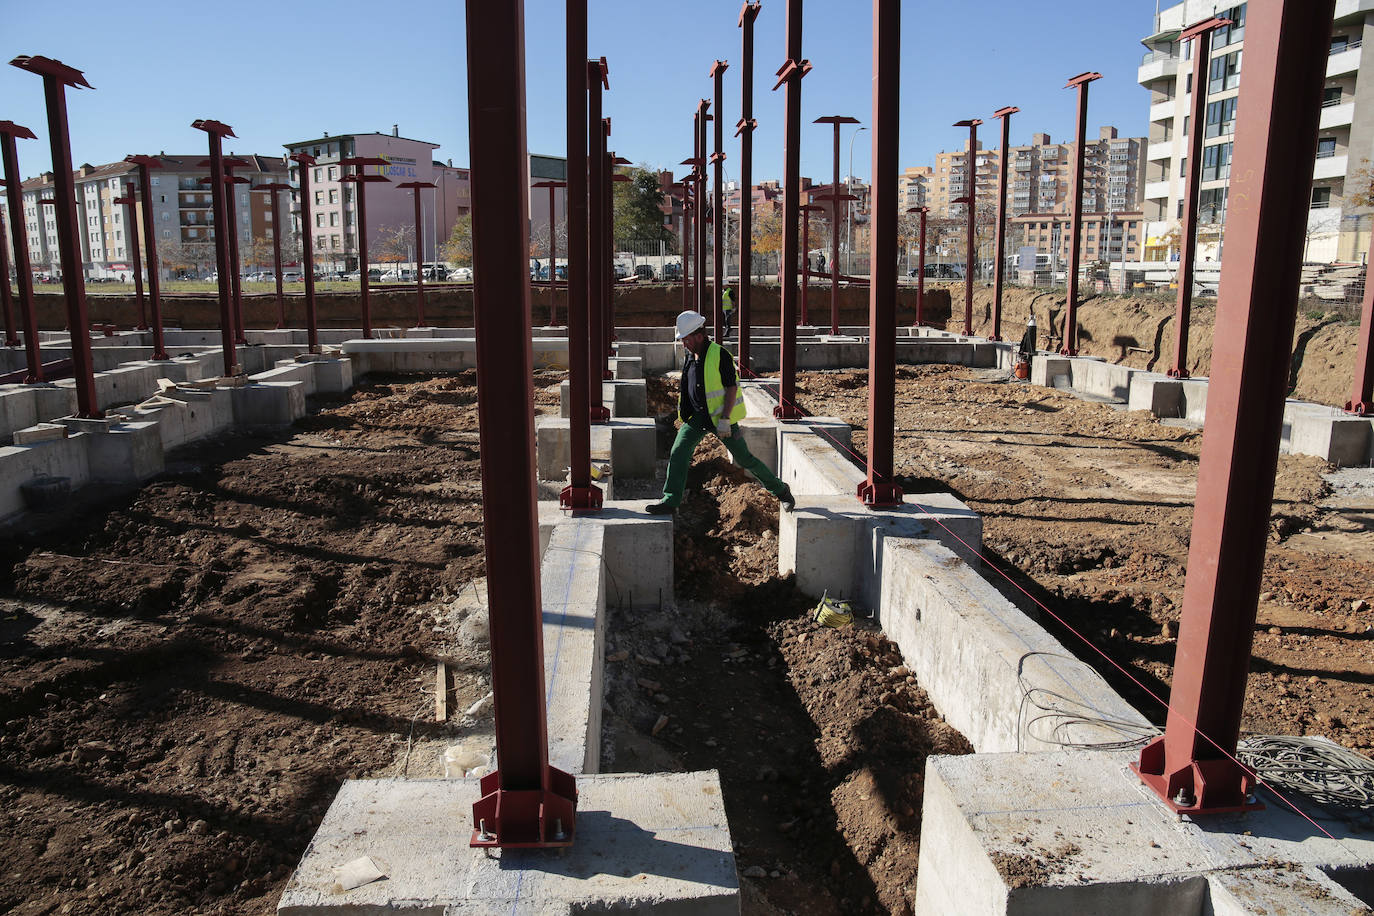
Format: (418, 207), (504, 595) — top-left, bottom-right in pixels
(1139, 1), (1374, 269)
(899, 166), (932, 211)
(930, 140), (1001, 218)
(1006, 129), (1146, 219)
(4, 153), (288, 280)
(284, 129), (469, 272)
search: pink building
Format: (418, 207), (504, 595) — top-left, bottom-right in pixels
(284, 128), (469, 271)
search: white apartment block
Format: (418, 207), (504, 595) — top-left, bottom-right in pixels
(1139, 0), (1374, 280)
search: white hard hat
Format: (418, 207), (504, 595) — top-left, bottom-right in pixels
(674, 310), (707, 340)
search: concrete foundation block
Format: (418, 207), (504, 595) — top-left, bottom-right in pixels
(1031, 355), (1071, 389)
(277, 772), (738, 916)
(0, 436), (93, 519)
(1069, 355), (1133, 402)
(1284, 404), (1372, 467)
(607, 378), (647, 418)
(536, 418), (656, 481)
(539, 501), (673, 611)
(779, 493), (983, 608)
(12, 423), (68, 445)
(737, 418), (778, 473)
(55, 417), (165, 484)
(540, 520), (607, 774)
(615, 340), (679, 375)
(914, 750), (1374, 916)
(1127, 373), (1183, 416)
(0, 387), (40, 443)
(777, 419), (860, 496)
(610, 355), (643, 379)
(231, 381), (306, 429)
(1180, 378), (1210, 422)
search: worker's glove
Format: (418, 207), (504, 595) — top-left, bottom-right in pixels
(715, 418), (733, 438)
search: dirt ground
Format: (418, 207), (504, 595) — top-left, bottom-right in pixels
(793, 364), (1374, 759)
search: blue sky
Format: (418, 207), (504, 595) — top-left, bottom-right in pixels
(3, 0), (1160, 185)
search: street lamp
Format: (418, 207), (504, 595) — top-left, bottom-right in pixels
(847, 125), (868, 274)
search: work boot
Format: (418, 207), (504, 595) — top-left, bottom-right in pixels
(645, 500), (676, 515)
(779, 485), (796, 512)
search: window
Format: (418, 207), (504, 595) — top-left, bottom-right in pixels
(1311, 187), (1332, 209)
(162, 230), (170, 240)
(1317, 137), (1338, 159)
(1199, 187), (1228, 223)
(314, 190), (324, 205)
(150, 176), (160, 186)
(1331, 35), (1350, 54)
(1201, 142), (1233, 181)
(1215, 4), (1245, 48)
(1324, 86), (1344, 107)
(329, 212), (339, 227)
(314, 168), (323, 182)
(1205, 98), (1238, 139)
(1208, 51), (1241, 94)
(316, 213), (325, 227)
(328, 189), (338, 204)
(328, 166), (338, 181)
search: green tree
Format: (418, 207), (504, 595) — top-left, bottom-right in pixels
(443, 213), (473, 267)
(613, 164), (670, 246)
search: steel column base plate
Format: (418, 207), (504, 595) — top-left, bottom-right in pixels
(857, 480), (904, 509)
(1168, 367), (1191, 379)
(1059, 347), (1078, 357)
(773, 404), (805, 420)
(1132, 736), (1264, 816)
(559, 484), (604, 511)
(470, 767), (577, 849)
(589, 406), (611, 424)
(1344, 400), (1370, 415)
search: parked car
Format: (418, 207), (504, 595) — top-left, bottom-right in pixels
(634, 265), (655, 282)
(661, 262), (682, 281)
(282, 269), (303, 282)
(922, 263), (963, 279)
(613, 263), (630, 280)
(423, 266), (448, 280)
(451, 266), (473, 281)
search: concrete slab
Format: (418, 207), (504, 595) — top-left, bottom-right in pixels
(277, 773), (738, 916)
(1284, 402), (1372, 467)
(55, 417), (165, 484)
(0, 436), (92, 520)
(13, 423), (68, 445)
(535, 418), (656, 481)
(538, 501), (673, 612)
(231, 381), (307, 429)
(541, 520), (607, 775)
(1127, 372), (1183, 417)
(776, 419), (861, 497)
(914, 750), (1374, 916)
(1031, 355), (1071, 389)
(609, 355), (643, 380)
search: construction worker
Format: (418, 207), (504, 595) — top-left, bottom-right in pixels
(721, 285), (735, 340)
(646, 310), (795, 515)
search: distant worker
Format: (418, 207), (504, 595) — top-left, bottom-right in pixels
(721, 285), (735, 340)
(1018, 314), (1037, 363)
(646, 310), (795, 515)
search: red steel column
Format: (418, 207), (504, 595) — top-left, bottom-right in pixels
(990, 106), (1019, 342)
(532, 180), (565, 326)
(13, 57), (100, 414)
(398, 180), (437, 328)
(694, 101), (710, 317)
(0, 123), (43, 380)
(561, 0), (599, 510)
(954, 118), (982, 334)
(128, 156), (169, 357)
(815, 116), (859, 336)
(1348, 245), (1374, 414)
(289, 153), (321, 353)
(1061, 72), (1101, 356)
(801, 204), (826, 325)
(463, 0), (576, 848)
(585, 60), (609, 419)
(710, 60), (729, 341)
(251, 182), (292, 330)
(858, 0), (903, 508)
(678, 182), (691, 312)
(112, 182), (147, 331)
(610, 155), (632, 363)
(339, 157), (390, 339)
(0, 205), (18, 345)
(224, 161), (249, 343)
(737, 2), (761, 374)
(191, 118), (239, 375)
(1170, 18), (1231, 378)
(1133, 0), (1334, 815)
(601, 138), (614, 370)
(910, 206), (928, 326)
(773, 0), (809, 419)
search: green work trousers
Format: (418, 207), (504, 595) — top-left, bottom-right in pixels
(659, 416), (787, 507)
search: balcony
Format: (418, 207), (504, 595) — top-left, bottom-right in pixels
(1328, 41), (1363, 77)
(1145, 180), (1171, 200)
(1138, 51), (1182, 85)
(1320, 100), (1355, 129)
(1312, 152), (1348, 180)
(1149, 99), (1176, 123)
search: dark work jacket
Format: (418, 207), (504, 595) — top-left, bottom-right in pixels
(679, 340), (737, 426)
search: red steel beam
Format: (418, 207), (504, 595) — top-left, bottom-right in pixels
(816, 115), (860, 336)
(112, 182), (147, 331)
(561, 0), (600, 510)
(1061, 72), (1101, 356)
(13, 56), (100, 414)
(585, 60), (610, 419)
(127, 155), (169, 358)
(463, 0), (576, 848)
(398, 181), (437, 328)
(1170, 17), (1232, 379)
(251, 182), (292, 330)
(339, 157), (391, 339)
(801, 203), (826, 326)
(909, 205), (928, 327)
(676, 181), (691, 313)
(0, 203), (18, 346)
(991, 106), (1020, 342)
(532, 180), (566, 326)
(736, 1), (761, 374)
(191, 118), (239, 375)
(1133, 0), (1335, 815)
(289, 153), (321, 353)
(773, 0), (809, 419)
(711, 60), (729, 341)
(600, 134), (615, 373)
(1348, 243), (1374, 414)
(610, 155), (632, 365)
(859, 0), (903, 508)
(954, 118), (982, 334)
(0, 122), (43, 380)
(694, 100), (710, 317)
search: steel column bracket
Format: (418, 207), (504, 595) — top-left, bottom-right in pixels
(591, 56), (609, 89)
(191, 118), (236, 138)
(1064, 71), (1103, 89)
(589, 405), (610, 423)
(773, 403), (805, 420)
(709, 60), (730, 77)
(0, 121), (37, 140)
(857, 480), (903, 509)
(1131, 737), (1262, 815)
(471, 766), (578, 848)
(772, 58), (811, 91)
(734, 118), (758, 137)
(559, 484), (604, 511)
(9, 55), (93, 88)
(709, 151), (728, 164)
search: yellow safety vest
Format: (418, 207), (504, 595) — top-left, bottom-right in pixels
(722, 288), (734, 313)
(703, 342), (746, 424)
